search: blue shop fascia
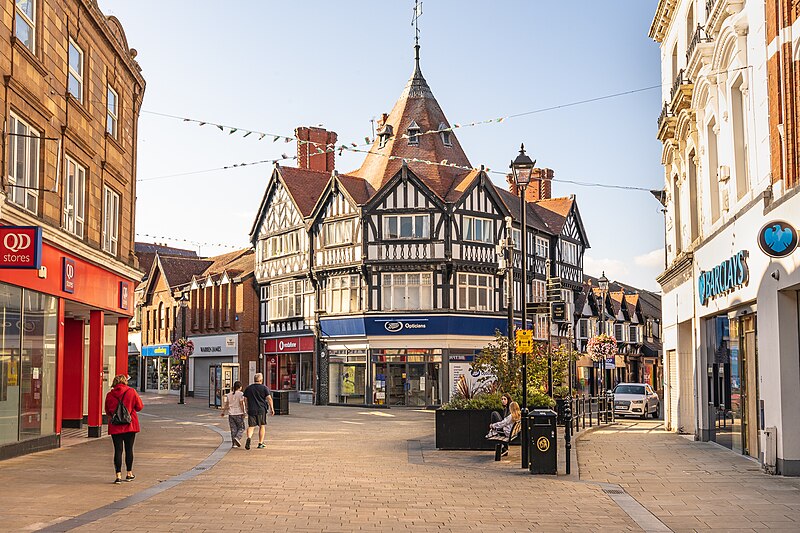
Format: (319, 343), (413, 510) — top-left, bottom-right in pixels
(320, 313), (505, 408)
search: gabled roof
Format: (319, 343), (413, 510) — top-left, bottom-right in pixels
(134, 242), (198, 282)
(496, 188), (552, 234)
(278, 166), (336, 217)
(531, 197), (573, 234)
(337, 173), (374, 205)
(349, 53), (472, 199)
(158, 256), (213, 288)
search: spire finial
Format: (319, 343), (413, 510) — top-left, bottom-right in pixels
(412, 0), (422, 69)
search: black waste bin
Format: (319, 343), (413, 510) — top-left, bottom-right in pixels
(271, 390), (289, 415)
(528, 409), (557, 475)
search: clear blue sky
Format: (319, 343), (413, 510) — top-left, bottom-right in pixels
(99, 0), (664, 291)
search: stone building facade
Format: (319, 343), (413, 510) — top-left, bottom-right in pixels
(0, 0), (144, 458)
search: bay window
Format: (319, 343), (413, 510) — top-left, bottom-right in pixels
(326, 275), (361, 314)
(457, 273), (494, 311)
(381, 272), (432, 311)
(560, 240), (578, 265)
(269, 279), (305, 320)
(324, 219), (354, 246)
(265, 230), (301, 258)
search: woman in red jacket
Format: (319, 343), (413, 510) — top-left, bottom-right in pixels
(105, 374), (144, 484)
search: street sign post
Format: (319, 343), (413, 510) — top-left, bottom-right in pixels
(515, 329), (533, 354)
(551, 301), (567, 322)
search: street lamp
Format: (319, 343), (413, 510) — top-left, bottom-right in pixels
(179, 291), (189, 405)
(510, 143), (535, 469)
(597, 271), (609, 413)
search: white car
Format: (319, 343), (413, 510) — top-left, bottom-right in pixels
(612, 383), (659, 419)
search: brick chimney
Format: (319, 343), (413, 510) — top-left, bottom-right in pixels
(507, 168), (553, 201)
(295, 126), (337, 172)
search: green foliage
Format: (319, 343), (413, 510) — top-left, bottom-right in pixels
(440, 391), (503, 411)
(442, 330), (575, 410)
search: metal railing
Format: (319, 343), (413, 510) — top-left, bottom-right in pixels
(706, 0), (717, 18)
(657, 102), (672, 128)
(686, 24), (712, 62)
(670, 69), (691, 101)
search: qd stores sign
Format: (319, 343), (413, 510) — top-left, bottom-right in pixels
(0, 226), (42, 269)
(698, 250), (749, 306)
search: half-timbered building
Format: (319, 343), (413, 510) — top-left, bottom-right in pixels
(250, 50), (590, 406)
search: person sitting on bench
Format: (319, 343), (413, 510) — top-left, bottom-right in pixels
(487, 396), (521, 456)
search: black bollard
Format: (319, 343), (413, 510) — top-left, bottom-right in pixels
(564, 402), (572, 475)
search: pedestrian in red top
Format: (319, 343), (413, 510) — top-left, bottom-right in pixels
(104, 374), (144, 484)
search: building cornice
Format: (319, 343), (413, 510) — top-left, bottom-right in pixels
(656, 251), (693, 288)
(649, 0), (678, 43)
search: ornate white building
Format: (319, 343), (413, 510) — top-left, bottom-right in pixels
(651, 0), (800, 475)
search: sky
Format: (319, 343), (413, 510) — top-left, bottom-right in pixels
(98, 1), (665, 291)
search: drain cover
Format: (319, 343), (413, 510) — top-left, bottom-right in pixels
(603, 488), (625, 495)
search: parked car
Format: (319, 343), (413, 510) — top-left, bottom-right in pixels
(612, 383), (659, 419)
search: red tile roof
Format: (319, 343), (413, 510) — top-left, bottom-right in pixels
(530, 197), (574, 234)
(277, 166), (334, 217)
(349, 60), (473, 199)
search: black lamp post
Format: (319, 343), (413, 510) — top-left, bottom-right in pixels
(598, 271), (609, 417)
(179, 291), (189, 405)
(511, 143), (535, 469)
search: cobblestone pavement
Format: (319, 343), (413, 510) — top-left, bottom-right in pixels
(3, 398), (800, 532)
(578, 419), (800, 532)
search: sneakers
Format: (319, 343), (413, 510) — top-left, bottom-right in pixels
(245, 438), (251, 450)
(125, 474), (135, 482)
(257, 443), (266, 449)
(233, 437), (241, 448)
(114, 477), (123, 484)
(501, 449), (509, 457)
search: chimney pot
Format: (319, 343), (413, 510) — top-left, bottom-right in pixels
(295, 126), (338, 172)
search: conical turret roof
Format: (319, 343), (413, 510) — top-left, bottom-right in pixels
(350, 49), (472, 198)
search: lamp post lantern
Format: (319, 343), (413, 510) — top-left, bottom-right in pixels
(179, 291), (189, 405)
(511, 143), (535, 469)
(597, 271), (609, 414)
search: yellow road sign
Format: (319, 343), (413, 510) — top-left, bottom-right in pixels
(515, 329), (533, 354)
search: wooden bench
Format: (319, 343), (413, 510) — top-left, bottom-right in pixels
(491, 420), (522, 461)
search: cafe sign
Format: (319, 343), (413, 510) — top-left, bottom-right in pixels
(0, 226), (42, 269)
(698, 250), (749, 306)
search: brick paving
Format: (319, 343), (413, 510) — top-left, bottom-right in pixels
(2, 398), (799, 532)
(578, 419), (800, 532)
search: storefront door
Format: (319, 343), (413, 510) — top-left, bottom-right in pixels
(145, 357), (172, 394)
(707, 312), (759, 457)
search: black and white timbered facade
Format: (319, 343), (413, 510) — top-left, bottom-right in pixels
(250, 54), (589, 407)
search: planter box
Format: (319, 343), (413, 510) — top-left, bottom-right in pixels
(435, 409), (496, 450)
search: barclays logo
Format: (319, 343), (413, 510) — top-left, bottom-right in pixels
(384, 321), (404, 332)
(759, 221), (798, 258)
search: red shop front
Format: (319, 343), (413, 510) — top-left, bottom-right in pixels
(0, 228), (136, 459)
(263, 335), (315, 403)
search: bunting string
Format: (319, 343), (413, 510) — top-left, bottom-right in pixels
(135, 233), (248, 250)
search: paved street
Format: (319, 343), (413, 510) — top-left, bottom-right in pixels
(1, 397), (798, 532)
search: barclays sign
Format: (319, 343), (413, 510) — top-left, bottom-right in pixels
(698, 250), (749, 306)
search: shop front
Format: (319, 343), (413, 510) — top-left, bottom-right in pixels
(141, 344), (178, 394)
(321, 314), (505, 407)
(187, 334), (239, 400)
(263, 335), (315, 403)
(0, 227), (136, 458)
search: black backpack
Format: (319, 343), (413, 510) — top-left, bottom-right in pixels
(110, 389), (132, 425)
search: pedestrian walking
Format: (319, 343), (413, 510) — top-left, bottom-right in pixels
(242, 373), (274, 450)
(221, 380), (246, 448)
(104, 374), (143, 484)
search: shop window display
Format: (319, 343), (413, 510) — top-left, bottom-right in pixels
(0, 283), (57, 445)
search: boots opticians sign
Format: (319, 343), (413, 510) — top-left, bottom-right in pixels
(698, 250), (749, 306)
(0, 226), (42, 269)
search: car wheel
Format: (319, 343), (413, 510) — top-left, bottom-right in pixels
(653, 403), (660, 419)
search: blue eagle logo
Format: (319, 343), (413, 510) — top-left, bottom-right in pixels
(764, 224), (794, 253)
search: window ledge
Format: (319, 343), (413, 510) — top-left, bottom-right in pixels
(11, 37), (48, 77)
(67, 94), (93, 123)
(105, 131), (125, 154)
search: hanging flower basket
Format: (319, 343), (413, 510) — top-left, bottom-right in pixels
(171, 337), (194, 361)
(587, 334), (616, 362)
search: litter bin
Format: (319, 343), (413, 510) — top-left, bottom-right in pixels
(528, 409), (557, 475)
(271, 390), (289, 415)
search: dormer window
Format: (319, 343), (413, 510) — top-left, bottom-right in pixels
(439, 122), (452, 146)
(407, 120), (420, 146)
(378, 124), (393, 149)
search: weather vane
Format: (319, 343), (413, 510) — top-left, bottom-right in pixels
(412, 0), (423, 48)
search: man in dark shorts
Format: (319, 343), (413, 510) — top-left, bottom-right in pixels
(242, 373), (275, 449)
